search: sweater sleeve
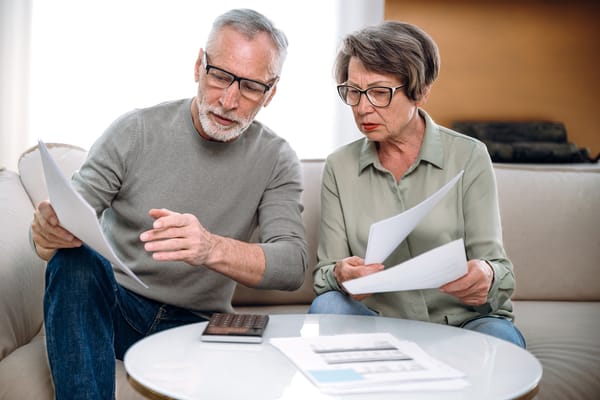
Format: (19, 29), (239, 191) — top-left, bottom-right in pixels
(255, 143), (308, 291)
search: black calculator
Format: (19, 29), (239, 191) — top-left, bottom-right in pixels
(201, 313), (269, 343)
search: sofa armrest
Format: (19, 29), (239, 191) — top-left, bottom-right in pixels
(0, 169), (46, 361)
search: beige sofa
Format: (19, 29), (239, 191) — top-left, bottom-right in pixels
(1, 143), (599, 399)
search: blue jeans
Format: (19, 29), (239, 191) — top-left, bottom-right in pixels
(44, 245), (207, 400)
(309, 291), (526, 348)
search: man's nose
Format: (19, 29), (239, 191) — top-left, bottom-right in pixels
(219, 82), (241, 109)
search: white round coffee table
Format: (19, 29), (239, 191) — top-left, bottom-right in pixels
(124, 314), (541, 399)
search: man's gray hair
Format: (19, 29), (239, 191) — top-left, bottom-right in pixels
(206, 9), (288, 75)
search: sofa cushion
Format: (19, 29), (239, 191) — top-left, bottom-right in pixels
(513, 301), (600, 400)
(495, 164), (600, 301)
(0, 334), (53, 399)
(0, 169), (46, 361)
(18, 143), (87, 207)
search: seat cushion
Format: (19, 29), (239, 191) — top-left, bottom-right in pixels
(513, 301), (600, 400)
(0, 334), (53, 399)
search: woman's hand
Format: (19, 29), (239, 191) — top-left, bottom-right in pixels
(440, 259), (494, 306)
(334, 256), (384, 301)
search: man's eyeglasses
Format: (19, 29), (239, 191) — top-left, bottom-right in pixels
(203, 53), (276, 102)
(337, 84), (406, 108)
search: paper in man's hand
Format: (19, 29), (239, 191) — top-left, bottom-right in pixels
(38, 139), (148, 288)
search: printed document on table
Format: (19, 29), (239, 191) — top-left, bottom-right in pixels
(38, 140), (148, 288)
(364, 170), (463, 264)
(270, 333), (467, 394)
(343, 239), (467, 295)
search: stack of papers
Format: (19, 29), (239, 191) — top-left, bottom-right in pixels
(270, 333), (467, 394)
(342, 171), (467, 295)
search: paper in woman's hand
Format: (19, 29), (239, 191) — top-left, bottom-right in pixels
(343, 239), (467, 295)
(363, 170), (464, 265)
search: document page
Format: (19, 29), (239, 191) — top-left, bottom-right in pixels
(343, 239), (467, 295)
(364, 170), (463, 264)
(38, 140), (148, 288)
(270, 333), (467, 394)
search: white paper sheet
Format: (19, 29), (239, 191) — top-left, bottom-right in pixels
(343, 239), (467, 295)
(270, 333), (467, 395)
(38, 140), (148, 288)
(364, 170), (463, 264)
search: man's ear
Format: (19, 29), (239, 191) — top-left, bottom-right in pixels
(262, 84), (277, 107)
(194, 48), (204, 83)
(416, 85), (432, 106)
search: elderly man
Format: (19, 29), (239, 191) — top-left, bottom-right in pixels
(31, 9), (306, 399)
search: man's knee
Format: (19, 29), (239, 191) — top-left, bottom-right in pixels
(46, 245), (111, 288)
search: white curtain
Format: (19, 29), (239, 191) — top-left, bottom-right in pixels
(0, 0), (32, 171)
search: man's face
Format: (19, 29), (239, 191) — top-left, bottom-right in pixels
(193, 27), (279, 142)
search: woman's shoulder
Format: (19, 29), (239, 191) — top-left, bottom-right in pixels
(327, 138), (367, 164)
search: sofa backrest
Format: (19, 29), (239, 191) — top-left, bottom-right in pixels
(494, 164), (600, 301)
(15, 143), (600, 306)
(18, 143), (88, 207)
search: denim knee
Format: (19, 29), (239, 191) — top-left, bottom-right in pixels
(46, 245), (114, 291)
(309, 291), (376, 316)
(462, 317), (526, 348)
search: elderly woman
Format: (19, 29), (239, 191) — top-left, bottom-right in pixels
(309, 21), (525, 347)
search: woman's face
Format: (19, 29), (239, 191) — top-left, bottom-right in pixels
(345, 57), (425, 142)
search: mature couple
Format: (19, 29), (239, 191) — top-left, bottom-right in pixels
(31, 8), (524, 399)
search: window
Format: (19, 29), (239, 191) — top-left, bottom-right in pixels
(28, 0), (383, 159)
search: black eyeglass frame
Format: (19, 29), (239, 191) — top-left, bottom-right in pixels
(337, 84), (406, 108)
(203, 53), (275, 95)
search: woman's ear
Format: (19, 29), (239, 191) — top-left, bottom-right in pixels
(416, 85), (432, 106)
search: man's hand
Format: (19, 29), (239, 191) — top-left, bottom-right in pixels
(140, 208), (216, 266)
(31, 200), (82, 260)
(440, 259), (494, 306)
(333, 256), (384, 301)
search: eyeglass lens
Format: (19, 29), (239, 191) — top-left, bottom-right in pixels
(205, 62), (271, 102)
(338, 85), (402, 108)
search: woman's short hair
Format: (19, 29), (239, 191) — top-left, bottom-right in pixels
(206, 8), (289, 76)
(334, 21), (440, 102)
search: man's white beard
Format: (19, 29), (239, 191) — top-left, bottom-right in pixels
(197, 99), (255, 142)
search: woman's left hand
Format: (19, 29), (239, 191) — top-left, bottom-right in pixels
(439, 259), (494, 306)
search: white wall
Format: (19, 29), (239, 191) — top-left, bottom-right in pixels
(0, 0), (383, 170)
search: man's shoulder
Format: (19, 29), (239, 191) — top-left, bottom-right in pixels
(246, 120), (297, 157)
(111, 98), (190, 126)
